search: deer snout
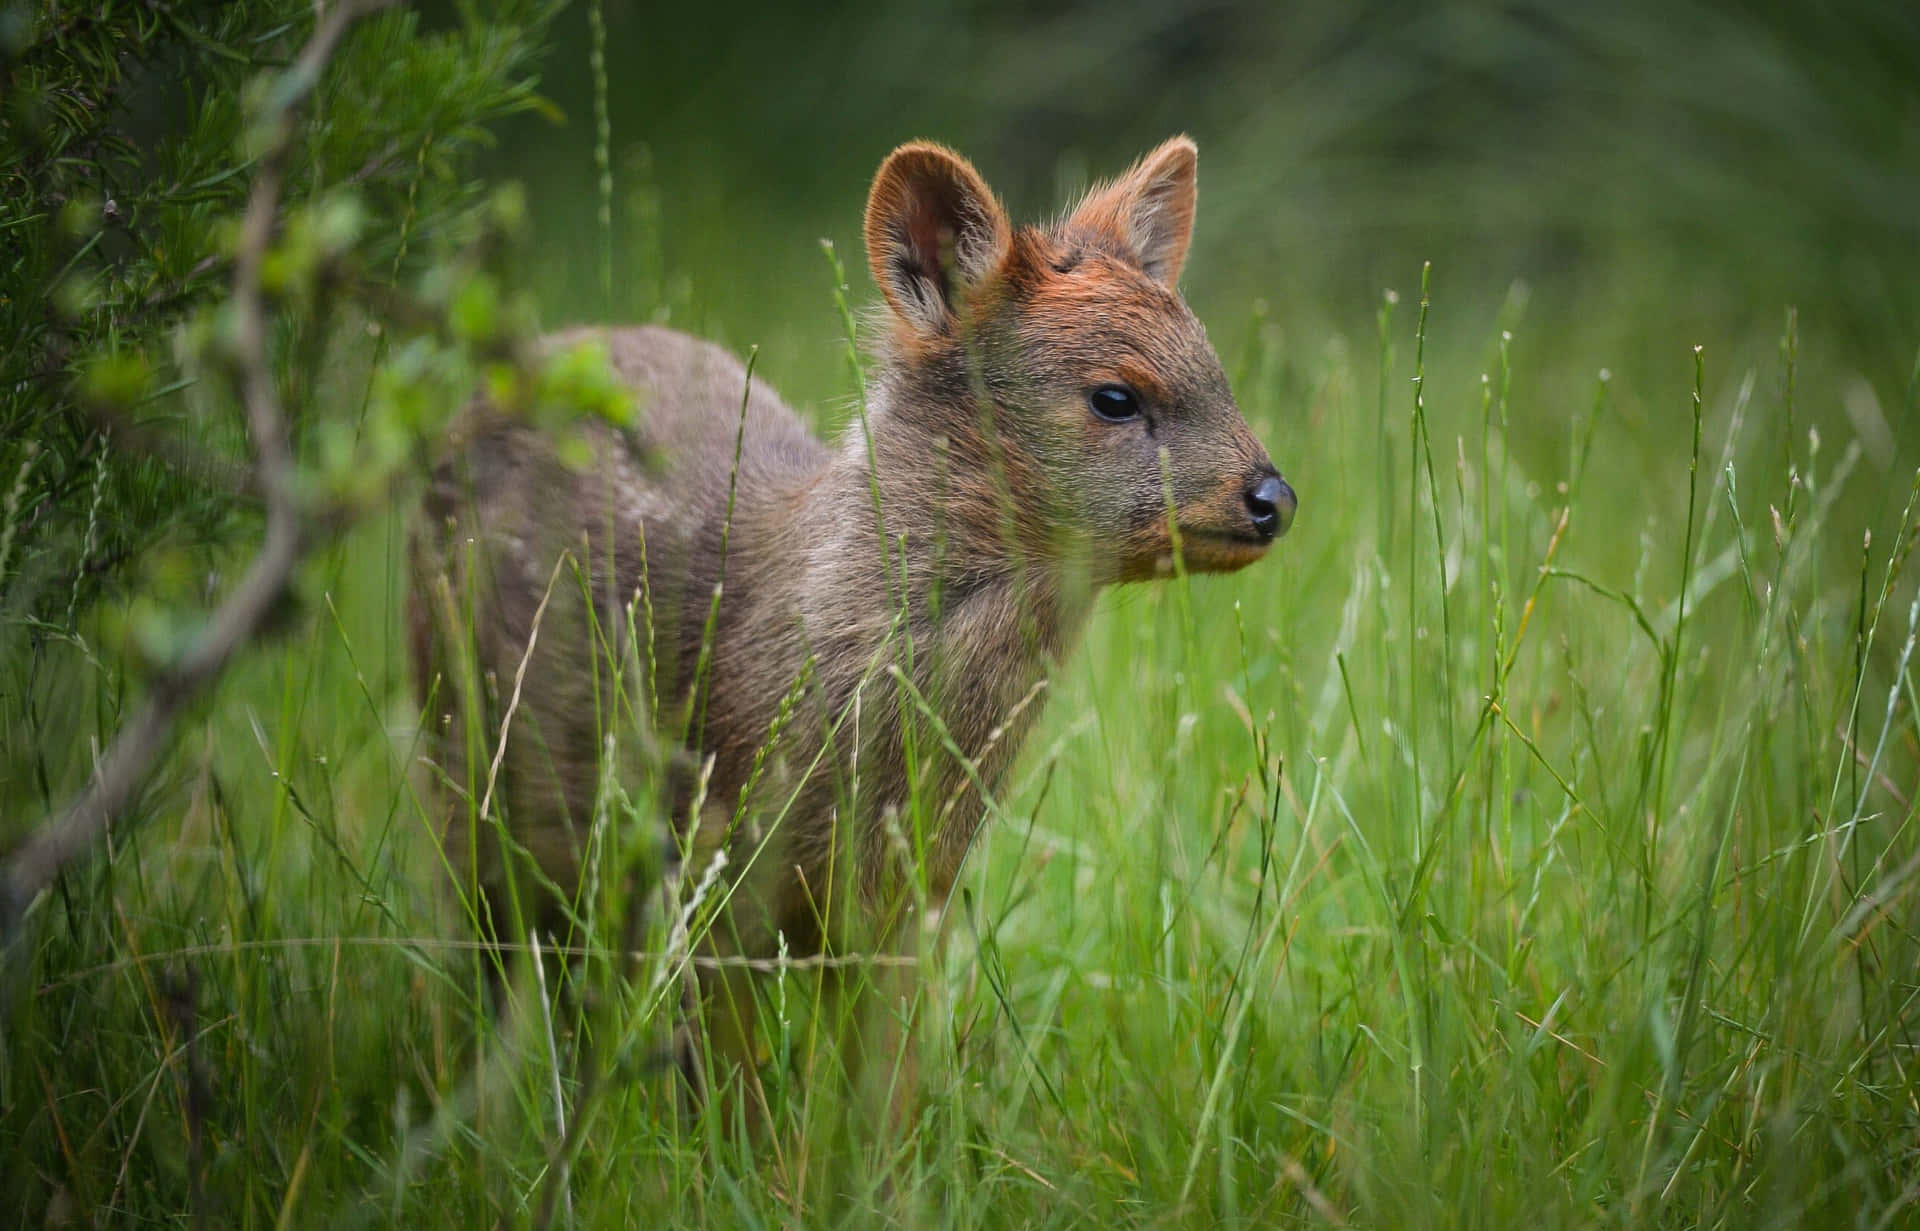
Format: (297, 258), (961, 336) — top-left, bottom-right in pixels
(1244, 471), (1296, 540)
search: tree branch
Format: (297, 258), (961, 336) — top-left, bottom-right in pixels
(0, 0), (396, 953)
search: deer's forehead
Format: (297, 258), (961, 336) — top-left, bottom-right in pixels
(1007, 248), (1222, 401)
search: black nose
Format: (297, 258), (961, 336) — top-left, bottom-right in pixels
(1245, 474), (1296, 540)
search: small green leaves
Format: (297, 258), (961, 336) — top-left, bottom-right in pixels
(368, 336), (445, 434)
(487, 182), (529, 237)
(554, 431), (597, 473)
(52, 270), (102, 319)
(76, 352), (153, 411)
(537, 338), (637, 430)
(58, 194), (105, 240)
(260, 191), (368, 298)
(448, 273), (505, 346)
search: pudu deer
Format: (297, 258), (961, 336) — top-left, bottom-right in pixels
(410, 135), (1295, 1113)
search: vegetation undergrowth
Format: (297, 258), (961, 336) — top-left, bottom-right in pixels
(9, 256), (1918, 1224)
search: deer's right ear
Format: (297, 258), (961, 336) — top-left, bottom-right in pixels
(865, 142), (1012, 338)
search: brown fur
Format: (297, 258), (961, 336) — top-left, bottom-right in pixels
(410, 136), (1294, 1105)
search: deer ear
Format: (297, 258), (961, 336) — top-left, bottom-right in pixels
(865, 142), (1012, 337)
(1067, 136), (1198, 287)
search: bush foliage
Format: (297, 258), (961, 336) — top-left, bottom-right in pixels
(0, 0), (559, 833)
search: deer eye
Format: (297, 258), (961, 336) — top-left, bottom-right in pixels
(1088, 385), (1142, 423)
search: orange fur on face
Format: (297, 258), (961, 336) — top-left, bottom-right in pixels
(982, 235), (1277, 584)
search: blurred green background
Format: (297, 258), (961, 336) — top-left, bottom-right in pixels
(478, 0), (1917, 515)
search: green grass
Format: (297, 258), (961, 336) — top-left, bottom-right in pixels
(7, 247), (1918, 1224)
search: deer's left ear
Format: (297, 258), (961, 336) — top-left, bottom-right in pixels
(1067, 136), (1198, 287)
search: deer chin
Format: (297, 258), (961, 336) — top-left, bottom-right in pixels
(1111, 526), (1271, 582)
(1169, 528), (1272, 574)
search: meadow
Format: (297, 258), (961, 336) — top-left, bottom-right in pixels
(5, 2), (1919, 1226)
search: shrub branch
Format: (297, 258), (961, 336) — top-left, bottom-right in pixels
(0, 0), (395, 956)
